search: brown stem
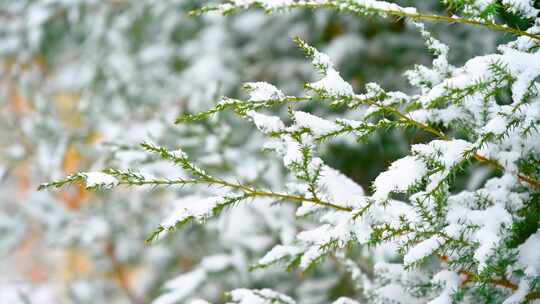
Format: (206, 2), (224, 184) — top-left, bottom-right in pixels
(458, 270), (540, 300)
(117, 177), (353, 212)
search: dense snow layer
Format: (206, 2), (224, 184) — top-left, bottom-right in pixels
(245, 82), (285, 101)
(310, 69), (354, 97)
(373, 156), (427, 199)
(294, 111), (340, 136)
(518, 231), (540, 276)
(404, 236), (443, 265)
(247, 111), (285, 133)
(318, 165), (365, 208)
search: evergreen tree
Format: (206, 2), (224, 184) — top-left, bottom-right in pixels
(4, 0), (540, 303)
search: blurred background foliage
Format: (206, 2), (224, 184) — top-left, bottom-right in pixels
(1, 0), (529, 303)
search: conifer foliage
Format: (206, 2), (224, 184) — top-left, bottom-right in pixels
(39, 0), (540, 303)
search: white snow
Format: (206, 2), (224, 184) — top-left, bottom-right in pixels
(188, 300), (211, 304)
(152, 269), (207, 304)
(258, 245), (302, 266)
(349, 0), (418, 14)
(502, 279), (530, 304)
(502, 0), (539, 18)
(428, 270), (464, 304)
(297, 211), (372, 269)
(446, 201), (512, 268)
(160, 196), (225, 229)
(375, 284), (424, 304)
(310, 69), (354, 97)
(227, 0), (418, 15)
(233, 0), (295, 9)
(200, 254), (231, 272)
(410, 139), (474, 191)
(373, 156), (427, 199)
(282, 136), (303, 166)
(370, 199), (419, 230)
(27, 6), (50, 27)
(312, 48), (333, 70)
(318, 165), (365, 208)
(404, 235), (443, 265)
(500, 47), (540, 103)
(247, 110), (285, 133)
(517, 230), (540, 276)
(81, 172), (119, 189)
(170, 148), (188, 159)
(332, 297), (360, 304)
(294, 111), (340, 136)
(229, 288), (296, 304)
(482, 115), (508, 135)
(412, 139), (473, 168)
(244, 82), (285, 101)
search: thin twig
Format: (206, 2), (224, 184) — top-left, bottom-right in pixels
(290, 1), (540, 42)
